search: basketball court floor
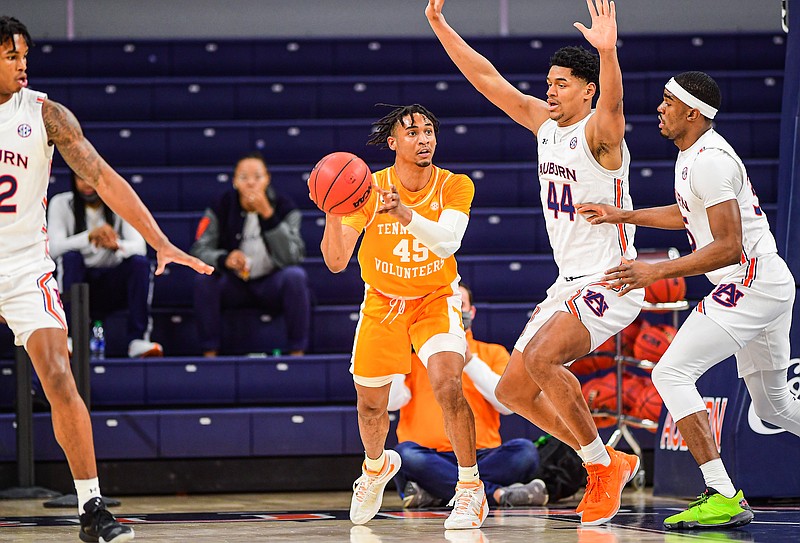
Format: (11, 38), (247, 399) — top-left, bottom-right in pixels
(1, 489), (798, 542)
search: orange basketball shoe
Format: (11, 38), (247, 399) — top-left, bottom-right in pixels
(576, 446), (639, 518)
(580, 448), (632, 525)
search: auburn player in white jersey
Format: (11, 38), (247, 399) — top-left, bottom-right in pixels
(578, 71), (798, 530)
(0, 16), (212, 542)
(427, 0), (643, 525)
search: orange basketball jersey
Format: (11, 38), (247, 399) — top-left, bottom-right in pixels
(343, 165), (473, 298)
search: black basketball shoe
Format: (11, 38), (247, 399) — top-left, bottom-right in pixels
(79, 497), (135, 542)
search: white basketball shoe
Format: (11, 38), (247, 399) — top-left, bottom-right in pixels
(349, 450), (402, 525)
(444, 481), (489, 530)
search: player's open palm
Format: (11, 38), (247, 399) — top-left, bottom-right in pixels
(155, 242), (214, 276)
(574, 0), (618, 51)
(575, 202), (625, 224)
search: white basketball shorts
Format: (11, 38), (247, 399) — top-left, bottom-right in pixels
(0, 255), (68, 347)
(692, 252), (795, 377)
(514, 272), (645, 356)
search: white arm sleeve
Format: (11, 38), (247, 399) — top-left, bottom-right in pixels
(405, 209), (469, 259)
(463, 355), (513, 415)
(387, 373), (412, 412)
(689, 150), (743, 208)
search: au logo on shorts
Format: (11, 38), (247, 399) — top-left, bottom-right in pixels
(711, 283), (744, 308)
(582, 289), (609, 317)
(17, 124), (32, 138)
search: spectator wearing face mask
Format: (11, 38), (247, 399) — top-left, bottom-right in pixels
(48, 170), (162, 357)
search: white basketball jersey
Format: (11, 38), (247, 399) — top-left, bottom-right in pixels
(0, 88), (54, 271)
(537, 113), (636, 278)
(674, 129), (777, 285)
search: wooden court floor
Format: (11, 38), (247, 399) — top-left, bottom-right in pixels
(1, 489), (797, 542)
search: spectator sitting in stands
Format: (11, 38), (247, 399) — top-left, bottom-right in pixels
(389, 282), (548, 508)
(48, 170), (163, 358)
(191, 152), (311, 356)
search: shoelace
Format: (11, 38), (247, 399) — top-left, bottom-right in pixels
(687, 490), (711, 509)
(447, 486), (475, 515)
(353, 473), (376, 503)
(585, 468), (611, 503)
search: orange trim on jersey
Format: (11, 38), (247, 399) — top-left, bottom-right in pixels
(696, 299), (705, 314)
(742, 258), (757, 287)
(565, 290), (582, 319)
(37, 272), (67, 329)
(614, 179), (628, 254)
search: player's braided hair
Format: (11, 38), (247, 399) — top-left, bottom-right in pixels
(550, 45), (599, 89)
(367, 104), (440, 149)
(0, 16), (33, 49)
(674, 71), (722, 112)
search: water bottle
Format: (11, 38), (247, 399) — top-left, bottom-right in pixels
(90, 320), (105, 359)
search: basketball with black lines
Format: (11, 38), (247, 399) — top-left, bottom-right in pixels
(308, 152), (372, 215)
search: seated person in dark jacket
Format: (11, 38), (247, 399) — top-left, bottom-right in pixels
(48, 170), (163, 358)
(191, 152), (311, 356)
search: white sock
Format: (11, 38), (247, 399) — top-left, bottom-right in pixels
(574, 448), (586, 462)
(74, 478), (102, 515)
(458, 464), (480, 484)
(699, 458), (736, 498)
(364, 450), (386, 473)
(581, 436), (611, 466)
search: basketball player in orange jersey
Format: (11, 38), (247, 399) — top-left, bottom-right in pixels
(427, 0), (643, 525)
(0, 16), (212, 542)
(321, 104), (488, 530)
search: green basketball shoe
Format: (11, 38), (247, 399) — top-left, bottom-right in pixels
(664, 488), (754, 530)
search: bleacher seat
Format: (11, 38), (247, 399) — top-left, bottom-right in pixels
(63, 115), (778, 170)
(28, 34), (784, 79)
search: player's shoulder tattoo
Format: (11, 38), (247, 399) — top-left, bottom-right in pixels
(42, 99), (84, 146)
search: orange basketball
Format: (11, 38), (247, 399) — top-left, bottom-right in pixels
(645, 277), (687, 304)
(571, 354), (615, 376)
(621, 317), (650, 357)
(633, 324), (677, 365)
(308, 152), (372, 215)
(631, 381), (663, 431)
(582, 372), (618, 428)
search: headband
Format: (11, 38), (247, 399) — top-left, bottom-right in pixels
(665, 77), (718, 119)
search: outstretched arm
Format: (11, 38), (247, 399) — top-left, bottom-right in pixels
(43, 99), (213, 276)
(576, 202), (685, 230)
(426, 0), (549, 134)
(603, 200), (743, 296)
(575, 0), (626, 169)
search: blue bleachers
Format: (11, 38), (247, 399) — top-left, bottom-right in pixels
(49, 158), (780, 214)
(2, 30), (784, 470)
(39, 72), (784, 124)
(29, 34), (785, 78)
(59, 114), (778, 170)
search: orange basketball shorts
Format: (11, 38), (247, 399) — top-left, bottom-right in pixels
(350, 280), (466, 387)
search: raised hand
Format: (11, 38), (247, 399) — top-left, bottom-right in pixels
(573, 0), (618, 52)
(426, 0), (445, 21)
(575, 202), (626, 225)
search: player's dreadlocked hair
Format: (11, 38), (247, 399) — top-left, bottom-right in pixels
(367, 104), (440, 149)
(0, 16), (33, 49)
(550, 46), (599, 89)
(674, 71), (722, 113)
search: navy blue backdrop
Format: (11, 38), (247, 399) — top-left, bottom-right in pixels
(777, 2), (800, 356)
